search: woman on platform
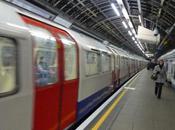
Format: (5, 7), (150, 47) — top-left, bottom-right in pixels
(153, 60), (167, 99)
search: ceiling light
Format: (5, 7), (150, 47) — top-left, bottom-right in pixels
(128, 21), (133, 28)
(132, 37), (135, 40)
(131, 29), (136, 35)
(122, 8), (129, 20)
(138, 46), (142, 51)
(128, 31), (132, 36)
(137, 41), (144, 50)
(139, 43), (144, 50)
(122, 21), (127, 28)
(111, 3), (120, 16)
(138, 15), (142, 24)
(139, 44), (144, 50)
(134, 41), (137, 44)
(116, 0), (123, 5)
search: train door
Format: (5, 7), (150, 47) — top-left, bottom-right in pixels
(167, 59), (173, 81)
(115, 54), (120, 87)
(111, 48), (120, 87)
(53, 29), (79, 130)
(111, 54), (115, 88)
(124, 57), (128, 80)
(131, 58), (134, 76)
(22, 16), (62, 130)
(170, 62), (175, 88)
(127, 58), (131, 77)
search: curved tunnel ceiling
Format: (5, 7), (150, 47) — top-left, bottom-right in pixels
(6, 0), (175, 57)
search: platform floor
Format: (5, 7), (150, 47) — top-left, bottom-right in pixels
(110, 69), (175, 130)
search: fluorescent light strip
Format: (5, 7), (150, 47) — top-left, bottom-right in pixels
(128, 21), (133, 29)
(114, 0), (145, 52)
(132, 37), (135, 41)
(137, 41), (144, 49)
(136, 43), (143, 51)
(138, 15), (142, 24)
(114, 0), (138, 36)
(128, 31), (132, 36)
(122, 8), (129, 20)
(139, 44), (144, 51)
(131, 29), (136, 35)
(139, 43), (144, 50)
(111, 3), (120, 16)
(122, 21), (127, 29)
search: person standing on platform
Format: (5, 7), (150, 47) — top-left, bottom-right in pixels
(153, 60), (167, 99)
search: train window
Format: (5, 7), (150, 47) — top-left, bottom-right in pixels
(85, 51), (100, 76)
(165, 62), (168, 72)
(174, 71), (175, 79)
(101, 53), (111, 72)
(0, 37), (17, 96)
(58, 34), (77, 80)
(29, 25), (58, 86)
(111, 55), (114, 71)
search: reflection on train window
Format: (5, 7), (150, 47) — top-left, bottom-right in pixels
(174, 65), (175, 79)
(171, 65), (173, 74)
(165, 62), (168, 72)
(85, 51), (100, 76)
(101, 53), (111, 72)
(29, 25), (58, 86)
(58, 34), (77, 80)
(0, 37), (16, 95)
(111, 56), (114, 70)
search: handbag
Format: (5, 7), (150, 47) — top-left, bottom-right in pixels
(151, 73), (158, 80)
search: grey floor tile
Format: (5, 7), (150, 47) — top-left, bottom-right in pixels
(110, 122), (132, 130)
(108, 69), (175, 130)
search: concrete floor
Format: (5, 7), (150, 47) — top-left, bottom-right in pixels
(110, 69), (175, 130)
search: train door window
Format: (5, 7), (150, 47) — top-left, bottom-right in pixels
(111, 55), (114, 71)
(171, 63), (174, 75)
(165, 61), (168, 72)
(101, 53), (111, 72)
(115, 56), (118, 68)
(173, 65), (175, 79)
(85, 51), (100, 76)
(58, 34), (77, 80)
(29, 25), (58, 86)
(0, 37), (17, 96)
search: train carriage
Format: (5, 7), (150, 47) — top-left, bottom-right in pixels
(116, 49), (129, 84)
(0, 2), (147, 130)
(159, 50), (175, 88)
(0, 3), (33, 130)
(107, 46), (120, 88)
(67, 30), (114, 120)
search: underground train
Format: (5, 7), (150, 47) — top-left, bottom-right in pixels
(0, 2), (147, 130)
(159, 49), (175, 88)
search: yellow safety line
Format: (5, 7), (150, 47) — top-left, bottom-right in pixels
(91, 90), (126, 130)
(91, 73), (140, 130)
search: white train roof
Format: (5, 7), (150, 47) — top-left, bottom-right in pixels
(3, 1), (146, 60)
(68, 30), (111, 54)
(108, 45), (129, 57)
(8, 2), (111, 54)
(159, 49), (175, 60)
(0, 2), (30, 39)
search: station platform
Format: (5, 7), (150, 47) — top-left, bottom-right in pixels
(76, 69), (175, 130)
